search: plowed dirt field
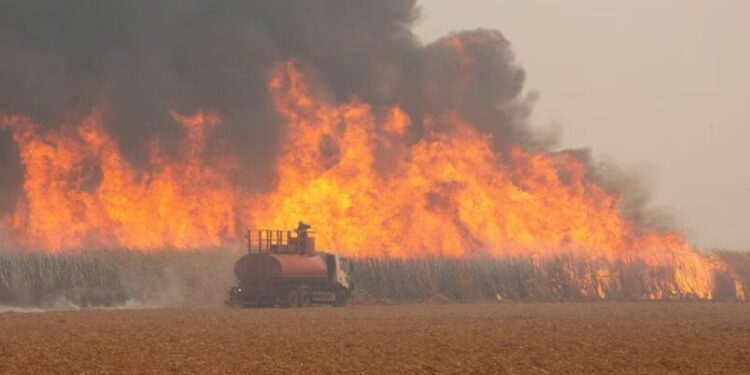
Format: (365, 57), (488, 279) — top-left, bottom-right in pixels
(1, 303), (749, 374)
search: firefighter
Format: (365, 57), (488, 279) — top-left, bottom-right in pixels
(296, 221), (311, 253)
(296, 221), (311, 238)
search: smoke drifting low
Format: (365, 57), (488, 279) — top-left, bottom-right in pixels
(0, 1), (543, 206)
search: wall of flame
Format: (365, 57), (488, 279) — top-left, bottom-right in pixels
(0, 60), (744, 300)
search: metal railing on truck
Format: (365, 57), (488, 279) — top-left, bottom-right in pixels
(246, 229), (316, 255)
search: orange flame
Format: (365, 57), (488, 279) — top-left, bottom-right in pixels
(252, 61), (744, 300)
(0, 110), (242, 250)
(0, 60), (744, 300)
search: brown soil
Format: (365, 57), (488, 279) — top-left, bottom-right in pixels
(0, 303), (749, 374)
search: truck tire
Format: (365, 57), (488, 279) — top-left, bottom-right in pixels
(299, 287), (312, 308)
(284, 288), (300, 308)
(333, 289), (348, 307)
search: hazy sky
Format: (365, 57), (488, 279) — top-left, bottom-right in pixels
(416, 0), (750, 250)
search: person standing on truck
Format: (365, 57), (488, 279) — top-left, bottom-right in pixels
(296, 221), (311, 253)
(296, 221), (311, 238)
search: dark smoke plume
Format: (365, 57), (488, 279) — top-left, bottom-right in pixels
(0, 1), (538, 195)
(0, 0), (666, 228)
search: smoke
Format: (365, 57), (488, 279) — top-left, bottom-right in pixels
(2, 250), (744, 308)
(0, 0), (674, 238)
(0, 250), (238, 309)
(0, 0), (542, 185)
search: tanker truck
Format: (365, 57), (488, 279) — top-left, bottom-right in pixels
(227, 222), (354, 308)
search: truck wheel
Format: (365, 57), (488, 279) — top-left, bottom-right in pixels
(333, 289), (348, 307)
(299, 287), (312, 308)
(284, 288), (300, 308)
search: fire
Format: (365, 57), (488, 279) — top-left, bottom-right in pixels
(0, 110), (242, 250)
(0, 59), (744, 300)
(253, 61), (744, 300)
(442, 35), (477, 87)
(256, 61), (682, 258)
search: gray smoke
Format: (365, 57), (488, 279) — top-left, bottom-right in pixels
(0, 0), (669, 231)
(0, 0), (540, 203)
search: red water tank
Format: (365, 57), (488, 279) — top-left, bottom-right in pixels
(234, 253), (328, 284)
